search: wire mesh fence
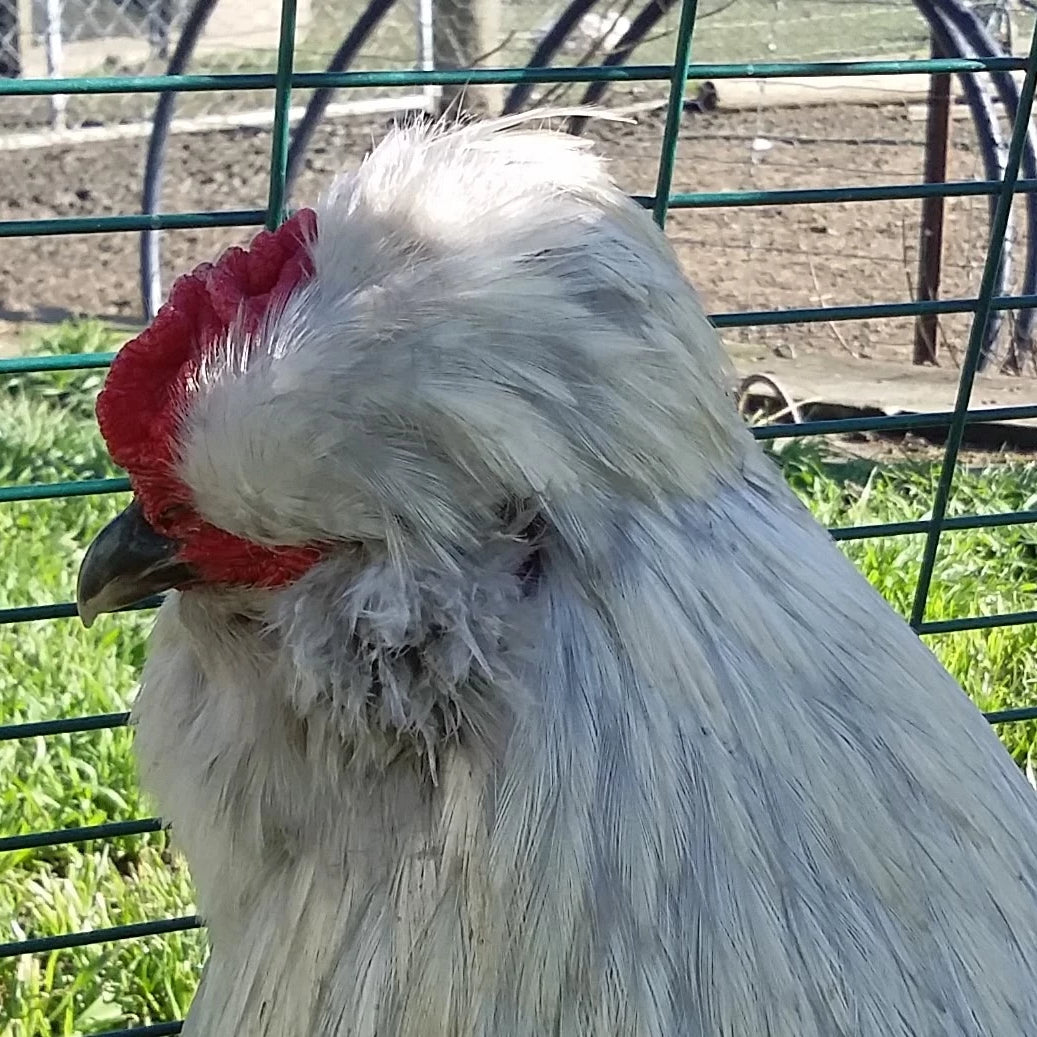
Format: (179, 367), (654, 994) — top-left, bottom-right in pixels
(3, 0), (1037, 1031)
(0, 1), (1021, 346)
(2, 0), (1036, 367)
(0, 1), (1035, 349)
(0, 0), (1011, 133)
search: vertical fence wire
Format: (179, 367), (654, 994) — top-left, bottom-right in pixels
(909, 16), (1037, 630)
(266, 0), (300, 229)
(652, 0), (700, 229)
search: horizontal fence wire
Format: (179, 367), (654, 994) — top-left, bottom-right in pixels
(0, 210), (268, 239)
(3, 298), (1033, 358)
(0, 478), (130, 503)
(829, 510), (1037, 542)
(0, 57), (1028, 97)
(4, 297), (1037, 374)
(750, 405), (1037, 440)
(0, 916), (202, 958)
(92, 1025), (183, 1037)
(11, 178), (1037, 240)
(920, 612), (1037, 635)
(3, 2), (1037, 1031)
(0, 819), (164, 853)
(0, 712), (130, 739)
(0, 598), (160, 624)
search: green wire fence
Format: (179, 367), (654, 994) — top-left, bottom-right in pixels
(3, 0), (1037, 1032)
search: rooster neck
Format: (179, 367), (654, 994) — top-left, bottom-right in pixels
(130, 466), (1037, 1036)
(133, 586), (498, 1036)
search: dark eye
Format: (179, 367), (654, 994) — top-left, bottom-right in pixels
(157, 504), (190, 527)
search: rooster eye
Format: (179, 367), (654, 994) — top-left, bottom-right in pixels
(157, 504), (190, 527)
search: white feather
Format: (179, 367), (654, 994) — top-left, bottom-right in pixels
(131, 111), (1037, 1035)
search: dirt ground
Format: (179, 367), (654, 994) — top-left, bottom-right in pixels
(0, 99), (1026, 383)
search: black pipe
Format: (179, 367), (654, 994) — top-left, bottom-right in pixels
(139, 0), (397, 317)
(929, 0), (1037, 369)
(569, 0), (680, 135)
(139, 0), (221, 321)
(284, 0), (399, 204)
(503, 0), (603, 115)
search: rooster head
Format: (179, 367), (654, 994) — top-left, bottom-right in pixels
(76, 114), (746, 628)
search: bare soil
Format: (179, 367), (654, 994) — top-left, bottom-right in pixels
(0, 99), (1021, 378)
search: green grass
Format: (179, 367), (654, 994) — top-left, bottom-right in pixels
(0, 324), (204, 1037)
(1, 319), (1036, 1034)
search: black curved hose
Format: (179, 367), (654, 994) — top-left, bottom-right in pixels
(503, 0), (603, 115)
(954, 58), (1014, 360)
(931, 0), (1037, 370)
(915, 0), (1013, 361)
(283, 0), (398, 203)
(140, 0), (395, 317)
(139, 0), (221, 320)
(562, 0), (1027, 368)
(569, 0), (679, 135)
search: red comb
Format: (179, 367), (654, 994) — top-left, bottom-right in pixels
(97, 207), (318, 482)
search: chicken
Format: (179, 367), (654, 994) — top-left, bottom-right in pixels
(77, 112), (1037, 1036)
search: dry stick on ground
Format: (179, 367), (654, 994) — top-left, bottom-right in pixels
(432, 31), (525, 121)
(808, 257), (859, 358)
(936, 312), (962, 368)
(901, 217), (918, 296)
(469, 32), (523, 67)
(901, 215), (962, 368)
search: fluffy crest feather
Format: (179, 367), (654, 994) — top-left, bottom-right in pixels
(165, 109), (746, 575)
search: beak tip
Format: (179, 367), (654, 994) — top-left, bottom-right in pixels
(75, 590), (98, 629)
(75, 500), (187, 627)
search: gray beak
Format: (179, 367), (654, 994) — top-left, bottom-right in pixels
(76, 500), (195, 628)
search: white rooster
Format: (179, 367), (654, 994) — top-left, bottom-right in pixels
(77, 113), (1037, 1035)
